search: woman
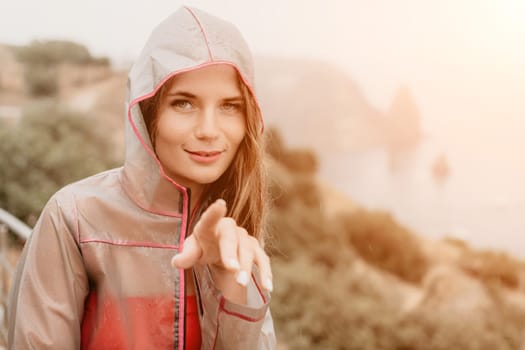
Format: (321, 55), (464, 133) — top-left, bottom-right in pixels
(8, 6), (276, 350)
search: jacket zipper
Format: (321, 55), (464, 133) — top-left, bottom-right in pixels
(181, 187), (191, 350)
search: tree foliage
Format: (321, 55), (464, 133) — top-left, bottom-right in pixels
(0, 101), (118, 224)
(15, 40), (109, 67)
(14, 40), (109, 96)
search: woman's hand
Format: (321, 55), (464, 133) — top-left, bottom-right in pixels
(171, 199), (272, 303)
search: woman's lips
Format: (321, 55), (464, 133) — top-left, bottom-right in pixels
(186, 150), (223, 164)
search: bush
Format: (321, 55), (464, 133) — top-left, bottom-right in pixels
(24, 64), (58, 96)
(15, 40), (110, 96)
(280, 149), (318, 174)
(15, 40), (108, 67)
(395, 304), (523, 350)
(339, 209), (429, 284)
(459, 250), (525, 289)
(0, 101), (118, 223)
(272, 253), (525, 350)
(264, 127), (286, 160)
(265, 127), (318, 174)
(266, 130), (525, 349)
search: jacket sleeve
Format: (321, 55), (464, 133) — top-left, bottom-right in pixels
(7, 192), (89, 350)
(194, 264), (276, 350)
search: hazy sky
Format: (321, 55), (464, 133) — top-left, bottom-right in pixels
(2, 0), (524, 115)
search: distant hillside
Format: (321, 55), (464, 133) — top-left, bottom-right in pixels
(266, 128), (525, 349)
(255, 57), (387, 153)
(0, 42), (124, 153)
(0, 44), (25, 105)
(255, 57), (422, 155)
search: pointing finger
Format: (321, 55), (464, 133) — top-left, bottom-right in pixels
(193, 199), (227, 238)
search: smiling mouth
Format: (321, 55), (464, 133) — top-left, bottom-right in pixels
(187, 150), (223, 156)
(186, 150), (224, 164)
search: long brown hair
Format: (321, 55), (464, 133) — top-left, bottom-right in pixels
(139, 67), (267, 242)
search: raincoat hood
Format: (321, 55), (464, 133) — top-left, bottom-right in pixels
(122, 6), (262, 216)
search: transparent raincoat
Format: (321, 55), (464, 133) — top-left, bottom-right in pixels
(8, 6), (275, 350)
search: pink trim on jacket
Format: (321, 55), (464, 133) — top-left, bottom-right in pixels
(211, 297), (267, 349)
(252, 273), (267, 304)
(79, 238), (178, 249)
(71, 194), (81, 243)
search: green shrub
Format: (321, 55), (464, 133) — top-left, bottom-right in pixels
(272, 256), (408, 350)
(0, 101), (118, 224)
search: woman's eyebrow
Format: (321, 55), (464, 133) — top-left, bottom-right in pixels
(165, 92), (242, 102)
(166, 91), (196, 98)
(222, 96), (244, 102)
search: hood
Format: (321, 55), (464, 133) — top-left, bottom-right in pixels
(121, 6), (262, 217)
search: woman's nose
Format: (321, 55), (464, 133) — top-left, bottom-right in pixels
(195, 108), (219, 139)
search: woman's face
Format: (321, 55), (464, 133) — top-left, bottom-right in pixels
(153, 64), (246, 194)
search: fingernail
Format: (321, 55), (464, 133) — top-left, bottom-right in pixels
(170, 255), (179, 268)
(236, 271), (250, 286)
(216, 199), (226, 206)
(227, 259), (240, 270)
(264, 278), (273, 292)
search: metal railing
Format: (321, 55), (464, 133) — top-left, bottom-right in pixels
(0, 208), (31, 346)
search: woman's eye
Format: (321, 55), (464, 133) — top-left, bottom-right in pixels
(171, 99), (193, 110)
(222, 102), (242, 112)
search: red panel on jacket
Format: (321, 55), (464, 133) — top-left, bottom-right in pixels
(81, 292), (201, 349)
